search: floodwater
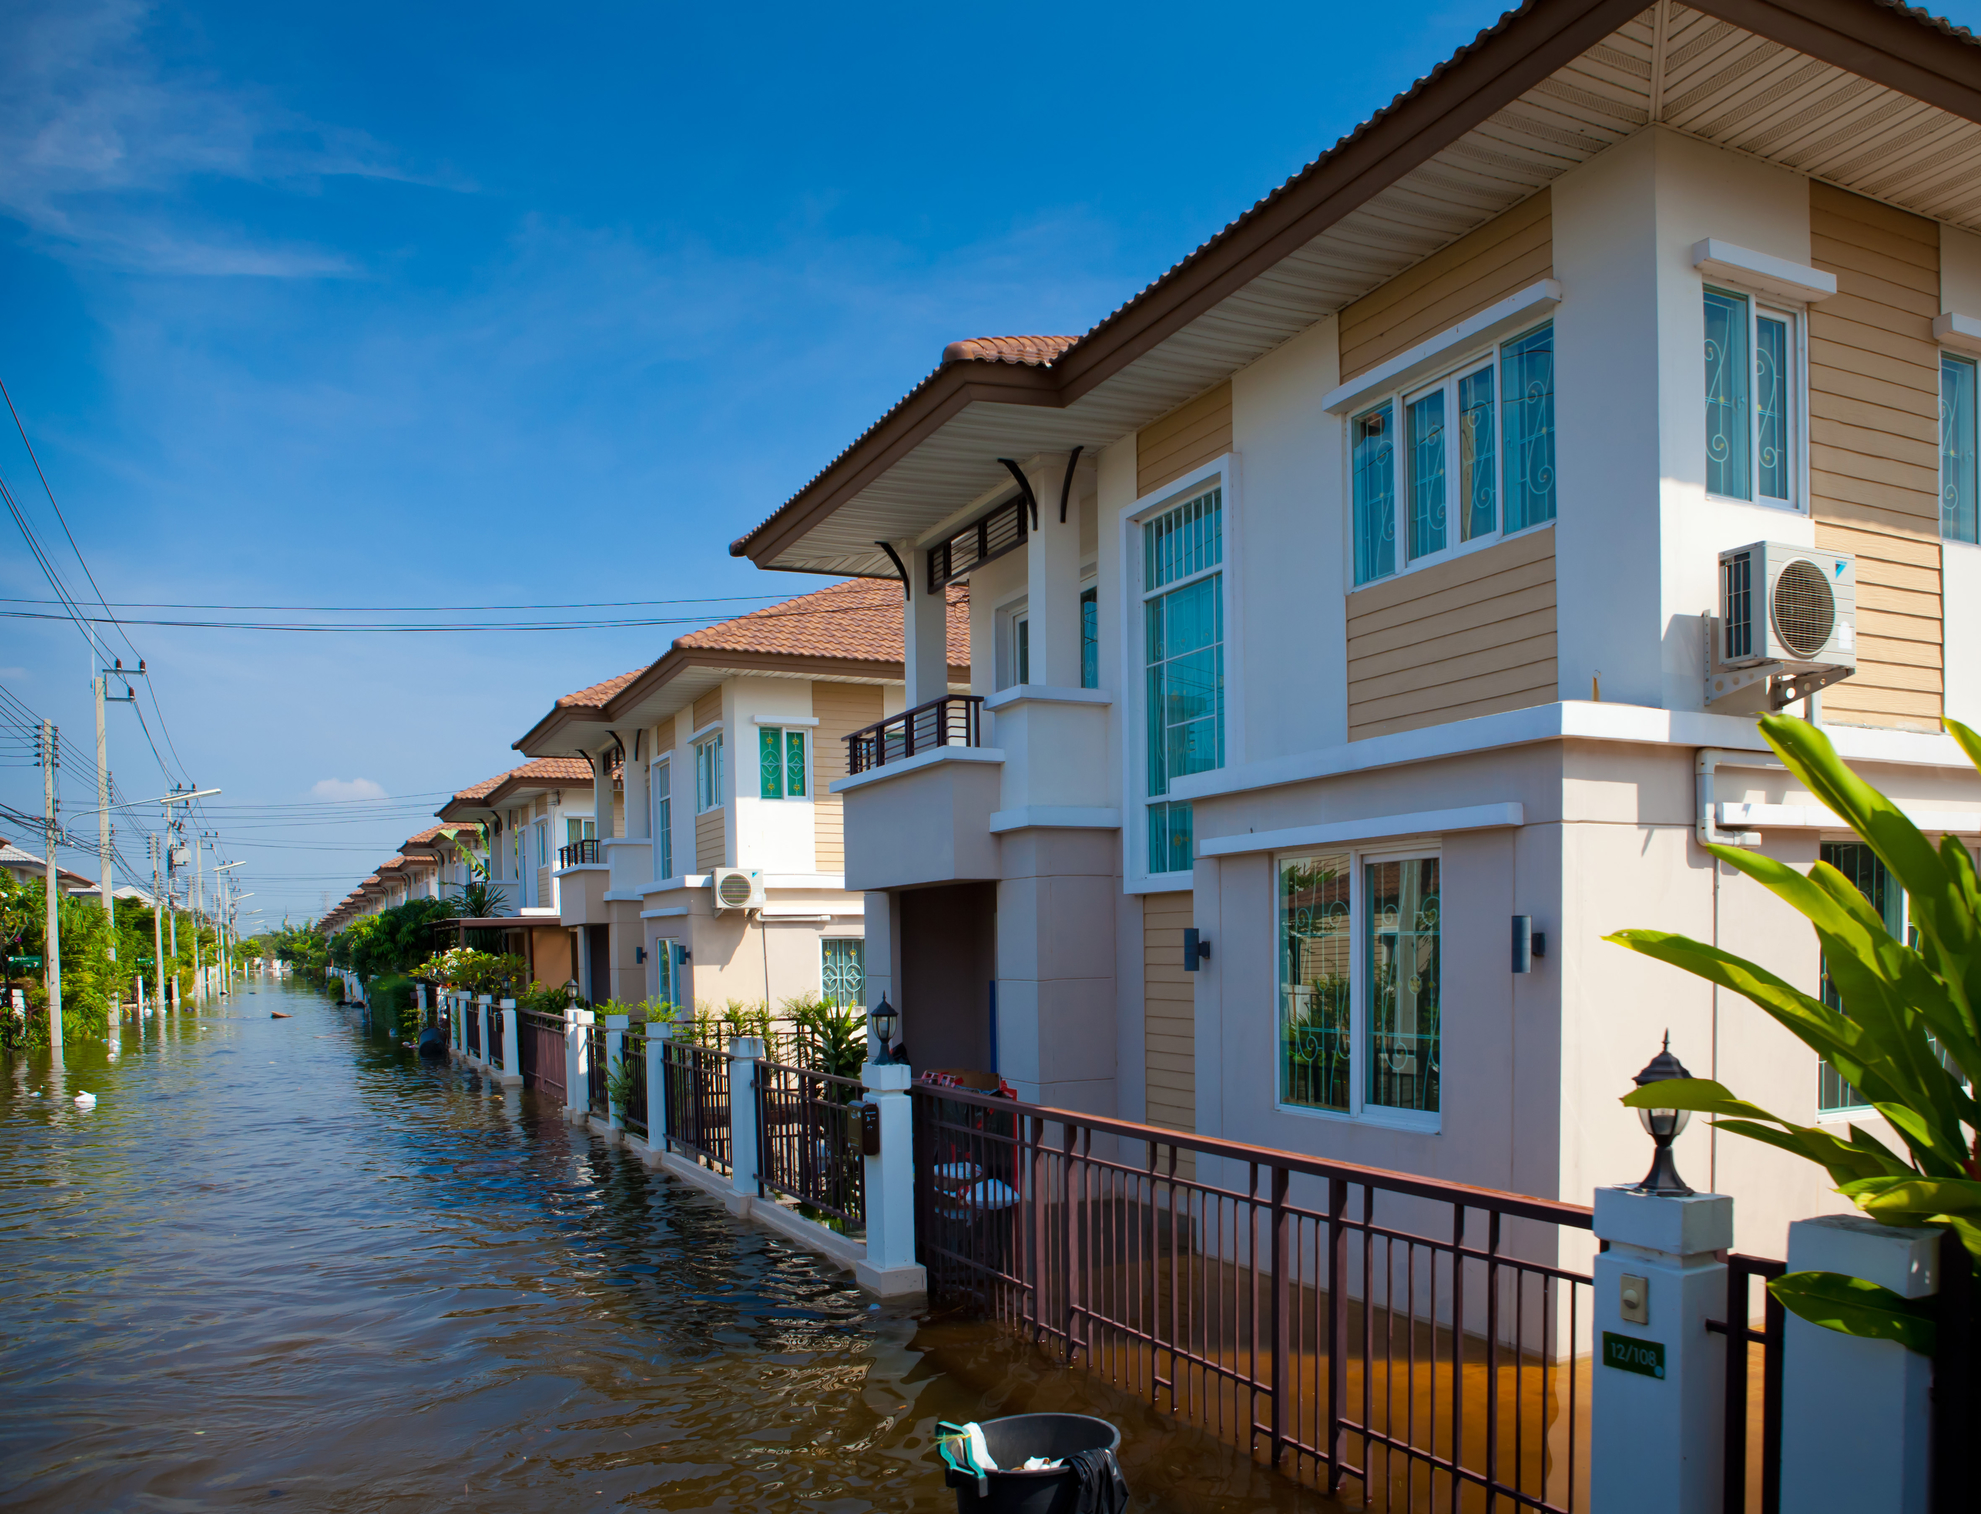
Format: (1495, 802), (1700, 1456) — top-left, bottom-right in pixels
(0, 978), (1335, 1512)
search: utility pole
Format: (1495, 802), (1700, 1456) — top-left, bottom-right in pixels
(150, 833), (165, 1017)
(214, 862), (245, 998)
(192, 832), (203, 1005)
(149, 786), (217, 1015)
(39, 720), (61, 1054)
(94, 673), (116, 1020)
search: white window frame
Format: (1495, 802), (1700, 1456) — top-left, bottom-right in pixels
(1702, 284), (1808, 514)
(756, 726), (811, 801)
(1118, 455), (1244, 893)
(651, 758), (673, 880)
(1273, 841), (1443, 1134)
(694, 731), (724, 814)
(1349, 323), (1557, 585)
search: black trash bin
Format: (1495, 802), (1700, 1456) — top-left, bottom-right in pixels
(941, 1413), (1122, 1514)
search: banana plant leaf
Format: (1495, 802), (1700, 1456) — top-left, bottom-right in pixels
(1768, 1270), (1936, 1354)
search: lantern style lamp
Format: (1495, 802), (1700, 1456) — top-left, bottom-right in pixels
(565, 978), (580, 1006)
(869, 995), (900, 1065)
(1630, 1032), (1695, 1197)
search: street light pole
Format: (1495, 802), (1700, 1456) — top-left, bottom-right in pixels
(148, 787), (219, 1014)
(40, 720), (61, 1054)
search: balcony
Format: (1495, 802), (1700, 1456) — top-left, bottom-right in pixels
(558, 838), (602, 868)
(844, 694), (984, 774)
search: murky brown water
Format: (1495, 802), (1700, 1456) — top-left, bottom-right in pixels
(0, 979), (1339, 1512)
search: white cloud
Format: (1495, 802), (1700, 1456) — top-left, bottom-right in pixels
(0, 0), (440, 275)
(310, 777), (386, 801)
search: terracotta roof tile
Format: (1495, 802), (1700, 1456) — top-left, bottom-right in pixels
(673, 576), (968, 665)
(940, 335), (1078, 367)
(555, 668), (644, 710)
(448, 757), (593, 805)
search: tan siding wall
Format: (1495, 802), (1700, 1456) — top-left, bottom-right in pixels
(695, 808), (725, 873)
(1143, 893), (1196, 1174)
(536, 865), (550, 906)
(1338, 191), (1553, 383)
(1345, 528), (1558, 740)
(1137, 382), (1232, 498)
(693, 688), (722, 731)
(1807, 183), (1944, 731)
(612, 792), (625, 836)
(810, 681), (884, 874)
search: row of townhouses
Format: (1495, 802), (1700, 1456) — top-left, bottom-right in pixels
(321, 580), (966, 1020)
(334, 0), (1981, 1257)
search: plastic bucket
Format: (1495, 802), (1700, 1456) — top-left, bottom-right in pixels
(944, 1413), (1121, 1514)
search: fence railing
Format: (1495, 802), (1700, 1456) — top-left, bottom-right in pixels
(466, 1005), (481, 1057)
(620, 1029), (648, 1135)
(587, 1022), (608, 1116)
(558, 838), (602, 868)
(1707, 1252), (1786, 1514)
(487, 1005), (505, 1068)
(660, 1038), (731, 1174)
(519, 1010), (565, 1102)
(912, 1084), (1595, 1513)
(844, 694), (984, 774)
(754, 1058), (865, 1230)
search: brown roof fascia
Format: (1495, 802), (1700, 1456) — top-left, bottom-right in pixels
(1690, 0), (1981, 121)
(731, 356), (1060, 565)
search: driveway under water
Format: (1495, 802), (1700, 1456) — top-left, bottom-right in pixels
(0, 979), (1336, 1512)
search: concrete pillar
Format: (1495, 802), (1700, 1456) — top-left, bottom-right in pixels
(1590, 1186), (1732, 1514)
(567, 1006), (592, 1122)
(593, 749), (615, 842)
(863, 889), (898, 1063)
(604, 1012), (629, 1140)
(1021, 452), (1085, 689)
(642, 1020), (670, 1168)
(897, 541), (950, 708)
(626, 739), (650, 841)
(1779, 1215), (1940, 1514)
(499, 999), (521, 1086)
(728, 1036), (763, 1201)
(854, 1061), (925, 1295)
(477, 995), (492, 1068)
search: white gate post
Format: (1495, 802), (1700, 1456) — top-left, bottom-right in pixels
(499, 998), (521, 1086)
(476, 994), (492, 1068)
(727, 1036), (763, 1206)
(854, 1062), (926, 1296)
(603, 1013), (629, 1142)
(642, 1020), (670, 1168)
(1590, 1186), (1732, 1514)
(567, 1006), (593, 1123)
(1778, 1216), (1941, 1514)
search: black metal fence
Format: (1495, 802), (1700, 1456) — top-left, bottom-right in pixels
(659, 1038), (731, 1174)
(465, 1002), (481, 1057)
(1707, 1252), (1785, 1514)
(519, 1010), (565, 1103)
(844, 694), (983, 773)
(620, 1028), (648, 1136)
(912, 1084), (1595, 1513)
(586, 1021), (608, 1117)
(754, 1058), (864, 1230)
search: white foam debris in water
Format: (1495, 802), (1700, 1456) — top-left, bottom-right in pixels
(74, 1092), (97, 1109)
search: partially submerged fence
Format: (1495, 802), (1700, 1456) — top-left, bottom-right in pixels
(518, 1010), (565, 1103)
(754, 1058), (865, 1229)
(658, 1039), (732, 1175)
(912, 1084), (1595, 1513)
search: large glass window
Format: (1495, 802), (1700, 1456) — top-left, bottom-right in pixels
(1704, 288), (1796, 507)
(653, 938), (679, 1012)
(822, 938), (865, 1008)
(695, 732), (723, 813)
(1142, 487), (1223, 875)
(651, 759), (672, 879)
(1279, 853), (1352, 1112)
(1080, 585), (1099, 689)
(759, 727), (807, 799)
(1943, 352), (1979, 544)
(1353, 323), (1554, 585)
(1366, 857), (1441, 1114)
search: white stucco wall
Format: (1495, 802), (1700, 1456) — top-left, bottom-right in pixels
(730, 674), (817, 874)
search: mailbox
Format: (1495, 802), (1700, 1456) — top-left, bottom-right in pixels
(860, 1101), (882, 1157)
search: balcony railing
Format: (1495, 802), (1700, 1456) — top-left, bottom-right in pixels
(844, 694), (984, 774)
(558, 838), (601, 868)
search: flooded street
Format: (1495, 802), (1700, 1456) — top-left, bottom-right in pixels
(0, 979), (1328, 1512)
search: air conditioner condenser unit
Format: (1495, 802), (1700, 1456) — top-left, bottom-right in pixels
(1708, 541), (1856, 711)
(710, 867), (765, 911)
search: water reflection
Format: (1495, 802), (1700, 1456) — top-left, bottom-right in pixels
(0, 981), (1338, 1511)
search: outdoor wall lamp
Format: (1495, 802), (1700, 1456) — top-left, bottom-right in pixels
(634, 946), (645, 964)
(1183, 928), (1211, 971)
(1511, 916), (1547, 972)
(1629, 1033), (1695, 1196)
(869, 995), (901, 1064)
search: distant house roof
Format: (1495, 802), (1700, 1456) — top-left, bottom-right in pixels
(436, 756), (609, 822)
(673, 576), (968, 663)
(552, 668), (645, 711)
(940, 335), (1079, 367)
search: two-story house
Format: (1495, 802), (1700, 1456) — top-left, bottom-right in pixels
(510, 578), (967, 1015)
(728, 0), (1981, 1252)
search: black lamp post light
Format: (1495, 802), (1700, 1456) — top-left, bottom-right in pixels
(1630, 1032), (1695, 1197)
(869, 995), (901, 1065)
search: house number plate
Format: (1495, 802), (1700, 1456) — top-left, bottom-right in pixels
(1602, 1331), (1666, 1380)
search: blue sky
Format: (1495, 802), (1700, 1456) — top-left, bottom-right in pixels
(7, 0), (1981, 920)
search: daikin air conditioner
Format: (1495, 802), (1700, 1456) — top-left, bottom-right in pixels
(710, 867), (765, 911)
(1706, 542), (1856, 711)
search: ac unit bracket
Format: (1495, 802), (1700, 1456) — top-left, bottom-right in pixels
(1705, 659), (1852, 711)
